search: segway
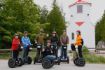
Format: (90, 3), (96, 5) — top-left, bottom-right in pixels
(22, 46), (32, 65)
(51, 42), (58, 56)
(60, 45), (69, 63)
(73, 47), (85, 66)
(51, 43), (60, 65)
(34, 44), (42, 64)
(42, 55), (57, 69)
(8, 51), (23, 68)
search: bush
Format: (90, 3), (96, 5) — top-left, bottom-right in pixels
(84, 54), (105, 64)
(2, 36), (12, 43)
(0, 27), (11, 36)
(30, 33), (36, 42)
(82, 46), (105, 64)
(83, 46), (89, 53)
(2, 36), (12, 49)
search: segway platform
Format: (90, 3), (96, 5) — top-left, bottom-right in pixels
(8, 58), (23, 68)
(42, 55), (60, 69)
(73, 57), (85, 66)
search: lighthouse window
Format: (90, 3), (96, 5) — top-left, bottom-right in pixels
(72, 33), (74, 40)
(77, 5), (83, 13)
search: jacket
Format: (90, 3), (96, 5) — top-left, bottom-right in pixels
(11, 38), (20, 50)
(60, 35), (69, 45)
(75, 35), (82, 46)
(21, 36), (31, 48)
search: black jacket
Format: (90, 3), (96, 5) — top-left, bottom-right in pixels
(42, 47), (52, 57)
(50, 36), (59, 44)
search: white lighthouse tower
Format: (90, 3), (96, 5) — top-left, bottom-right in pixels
(67, 0), (95, 50)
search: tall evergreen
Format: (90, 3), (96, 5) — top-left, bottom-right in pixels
(48, 0), (66, 36)
(96, 11), (105, 44)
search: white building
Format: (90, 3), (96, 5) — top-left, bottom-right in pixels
(67, 0), (95, 50)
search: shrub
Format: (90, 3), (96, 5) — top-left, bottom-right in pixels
(83, 46), (89, 53)
(2, 36), (12, 49)
(84, 54), (105, 64)
(0, 27), (11, 36)
(30, 33), (36, 42)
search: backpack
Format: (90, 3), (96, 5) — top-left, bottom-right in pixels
(81, 39), (84, 45)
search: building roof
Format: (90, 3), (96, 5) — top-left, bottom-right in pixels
(69, 0), (92, 8)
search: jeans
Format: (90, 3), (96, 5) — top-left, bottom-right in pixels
(23, 47), (29, 62)
(12, 50), (19, 60)
(61, 46), (67, 59)
(45, 55), (56, 61)
(71, 44), (83, 58)
(36, 48), (42, 58)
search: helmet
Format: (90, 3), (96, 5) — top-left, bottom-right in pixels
(24, 31), (28, 34)
(52, 31), (56, 34)
(76, 30), (81, 34)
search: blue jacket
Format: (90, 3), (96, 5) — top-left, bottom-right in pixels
(21, 36), (31, 48)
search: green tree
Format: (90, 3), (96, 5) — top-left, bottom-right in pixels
(95, 11), (105, 44)
(40, 5), (48, 24)
(0, 0), (40, 48)
(0, 0), (40, 33)
(47, 0), (66, 36)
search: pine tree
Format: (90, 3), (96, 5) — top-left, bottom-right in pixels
(96, 11), (105, 44)
(48, 0), (66, 36)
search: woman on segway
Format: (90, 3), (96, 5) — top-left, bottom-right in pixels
(21, 31), (32, 64)
(71, 30), (85, 66)
(11, 33), (20, 61)
(60, 30), (69, 63)
(50, 31), (59, 57)
(71, 30), (83, 58)
(8, 33), (22, 68)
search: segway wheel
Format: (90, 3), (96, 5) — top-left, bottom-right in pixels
(56, 57), (60, 65)
(8, 58), (16, 68)
(17, 58), (23, 66)
(57, 61), (60, 65)
(77, 58), (85, 66)
(73, 58), (78, 66)
(67, 57), (69, 64)
(42, 58), (53, 69)
(27, 56), (32, 64)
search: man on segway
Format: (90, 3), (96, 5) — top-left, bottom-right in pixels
(42, 40), (59, 69)
(50, 31), (59, 57)
(60, 30), (69, 63)
(71, 30), (85, 66)
(34, 29), (46, 64)
(42, 40), (53, 58)
(21, 31), (32, 64)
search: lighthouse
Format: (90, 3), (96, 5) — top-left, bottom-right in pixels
(67, 0), (95, 50)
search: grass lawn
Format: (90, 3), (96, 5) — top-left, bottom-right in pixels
(0, 51), (36, 60)
(0, 53), (10, 59)
(84, 53), (105, 64)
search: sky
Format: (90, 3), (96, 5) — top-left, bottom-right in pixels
(34, 0), (105, 24)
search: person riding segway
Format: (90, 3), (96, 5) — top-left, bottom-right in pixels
(42, 40), (60, 69)
(60, 30), (69, 63)
(71, 30), (85, 66)
(8, 33), (23, 68)
(34, 30), (46, 64)
(50, 31), (59, 58)
(21, 31), (32, 65)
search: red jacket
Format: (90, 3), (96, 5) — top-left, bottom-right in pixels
(11, 38), (20, 50)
